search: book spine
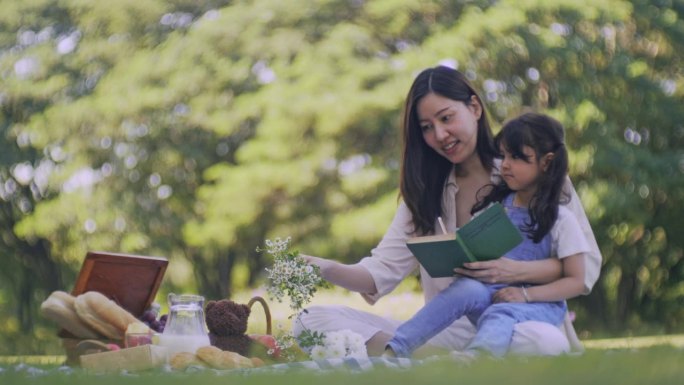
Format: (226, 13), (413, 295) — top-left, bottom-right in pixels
(455, 236), (476, 262)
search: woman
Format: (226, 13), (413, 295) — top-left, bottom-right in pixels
(297, 66), (602, 356)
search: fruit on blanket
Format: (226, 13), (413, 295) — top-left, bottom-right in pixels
(249, 334), (281, 358)
(139, 308), (167, 333)
(125, 322), (154, 348)
(125, 334), (152, 348)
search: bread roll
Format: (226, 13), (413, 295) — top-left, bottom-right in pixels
(40, 291), (102, 339)
(250, 357), (265, 367)
(74, 291), (139, 340)
(170, 352), (205, 370)
(196, 345), (254, 369)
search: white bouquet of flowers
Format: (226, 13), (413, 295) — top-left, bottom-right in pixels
(261, 237), (368, 362)
(262, 237), (325, 312)
(309, 329), (368, 360)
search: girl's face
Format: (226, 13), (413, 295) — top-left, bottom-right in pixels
(417, 93), (481, 165)
(499, 143), (551, 195)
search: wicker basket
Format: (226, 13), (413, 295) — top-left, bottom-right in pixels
(246, 296), (272, 335)
(61, 336), (123, 366)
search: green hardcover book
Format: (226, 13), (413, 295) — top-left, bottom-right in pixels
(406, 202), (523, 278)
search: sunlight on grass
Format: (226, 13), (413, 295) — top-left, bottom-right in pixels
(583, 334), (684, 349)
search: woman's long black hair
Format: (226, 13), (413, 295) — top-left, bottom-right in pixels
(472, 113), (569, 243)
(400, 66), (498, 235)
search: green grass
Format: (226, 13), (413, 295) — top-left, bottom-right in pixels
(1, 346), (683, 385)
(4, 287), (683, 383)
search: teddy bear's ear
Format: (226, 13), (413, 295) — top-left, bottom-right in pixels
(240, 304), (251, 318)
(205, 300), (216, 313)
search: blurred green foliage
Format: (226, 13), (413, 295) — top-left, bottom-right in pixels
(0, 0), (682, 354)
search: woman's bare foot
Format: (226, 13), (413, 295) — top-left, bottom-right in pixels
(365, 331), (392, 356)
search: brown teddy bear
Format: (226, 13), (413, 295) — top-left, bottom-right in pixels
(205, 299), (253, 357)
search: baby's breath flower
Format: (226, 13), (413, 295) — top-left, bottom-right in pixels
(261, 237), (326, 313)
(310, 345), (327, 360)
(326, 344), (346, 359)
(261, 237), (367, 362)
(310, 329), (368, 360)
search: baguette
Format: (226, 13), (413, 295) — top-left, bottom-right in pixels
(74, 291), (140, 340)
(40, 291), (103, 339)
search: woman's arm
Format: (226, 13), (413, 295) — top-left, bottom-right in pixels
(563, 177), (602, 294)
(300, 201), (420, 301)
(300, 255), (377, 294)
(453, 257), (562, 285)
(492, 253), (585, 303)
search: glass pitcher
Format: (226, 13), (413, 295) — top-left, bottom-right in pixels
(157, 293), (210, 355)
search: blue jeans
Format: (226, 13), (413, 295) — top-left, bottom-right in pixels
(387, 278), (566, 357)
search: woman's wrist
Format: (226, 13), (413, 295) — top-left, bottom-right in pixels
(499, 258), (528, 284)
(302, 255), (335, 282)
(513, 258), (563, 285)
(322, 261), (377, 294)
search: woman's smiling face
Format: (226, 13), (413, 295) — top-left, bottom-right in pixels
(418, 92), (482, 165)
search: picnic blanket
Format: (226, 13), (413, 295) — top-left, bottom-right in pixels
(1, 357), (420, 377)
(190, 356), (419, 374)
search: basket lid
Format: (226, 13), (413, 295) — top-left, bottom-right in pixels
(70, 251), (168, 318)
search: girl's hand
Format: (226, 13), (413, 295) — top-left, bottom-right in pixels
(453, 257), (522, 284)
(492, 287), (526, 303)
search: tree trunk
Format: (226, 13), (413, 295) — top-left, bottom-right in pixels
(616, 270), (637, 330)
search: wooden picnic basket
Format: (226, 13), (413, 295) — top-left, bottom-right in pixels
(58, 251), (168, 365)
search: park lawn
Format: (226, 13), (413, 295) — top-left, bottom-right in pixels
(1, 345), (683, 385)
(4, 287), (682, 384)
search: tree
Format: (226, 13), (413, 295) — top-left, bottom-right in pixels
(0, 0), (682, 354)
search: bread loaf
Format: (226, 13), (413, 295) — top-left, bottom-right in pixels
(74, 291), (140, 340)
(40, 291), (103, 339)
(196, 345), (254, 369)
(169, 352), (205, 370)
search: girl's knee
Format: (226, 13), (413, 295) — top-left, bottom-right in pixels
(447, 278), (490, 298)
(478, 303), (519, 323)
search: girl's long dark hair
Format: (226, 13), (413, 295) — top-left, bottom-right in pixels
(400, 66), (498, 235)
(472, 113), (569, 243)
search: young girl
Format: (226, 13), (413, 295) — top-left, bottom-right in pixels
(385, 112), (589, 358)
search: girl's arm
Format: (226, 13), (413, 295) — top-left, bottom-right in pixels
(458, 178), (602, 292)
(300, 255), (377, 294)
(454, 257), (562, 285)
(492, 253), (585, 303)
